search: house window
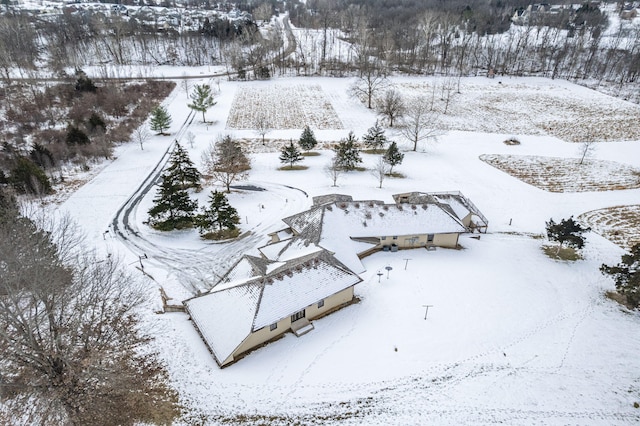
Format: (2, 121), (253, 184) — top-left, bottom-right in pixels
(381, 236), (386, 240)
(317, 299), (325, 308)
(270, 323), (277, 331)
(427, 234), (434, 243)
(291, 309), (305, 323)
(392, 236), (398, 240)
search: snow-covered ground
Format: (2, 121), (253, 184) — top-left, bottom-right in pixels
(55, 74), (640, 424)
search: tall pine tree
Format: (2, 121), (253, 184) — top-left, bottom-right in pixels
(334, 131), (362, 171)
(279, 141), (303, 169)
(148, 143), (200, 230)
(196, 190), (240, 237)
(383, 141), (404, 173)
(298, 125), (318, 152)
(148, 175), (197, 230)
(362, 120), (388, 152)
(165, 143), (201, 190)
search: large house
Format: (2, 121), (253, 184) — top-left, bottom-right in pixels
(185, 249), (361, 367)
(185, 191), (487, 367)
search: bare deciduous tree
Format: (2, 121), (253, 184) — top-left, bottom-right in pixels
(186, 131), (196, 148)
(370, 156), (391, 188)
(0, 204), (179, 426)
(324, 155), (344, 187)
(399, 97), (444, 151)
(376, 89), (405, 127)
(254, 113), (272, 145)
(201, 135), (251, 192)
(578, 138), (597, 165)
(350, 70), (388, 109)
(132, 126), (151, 150)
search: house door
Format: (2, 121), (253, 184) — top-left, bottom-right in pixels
(291, 309), (305, 323)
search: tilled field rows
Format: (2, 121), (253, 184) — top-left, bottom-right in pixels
(579, 205), (640, 249)
(395, 81), (640, 142)
(480, 154), (640, 192)
(226, 84), (344, 130)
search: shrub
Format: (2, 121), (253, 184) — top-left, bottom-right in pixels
(504, 137), (521, 145)
(66, 126), (90, 145)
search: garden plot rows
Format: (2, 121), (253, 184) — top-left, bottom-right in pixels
(226, 84), (344, 130)
(579, 205), (640, 249)
(480, 154), (640, 192)
(395, 80), (640, 142)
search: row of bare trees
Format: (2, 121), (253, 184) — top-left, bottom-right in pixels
(1, 2), (639, 91)
(284, 0), (639, 92)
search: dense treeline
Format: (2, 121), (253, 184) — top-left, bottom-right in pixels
(1, 0), (637, 87)
(281, 0), (638, 88)
(0, 75), (175, 195)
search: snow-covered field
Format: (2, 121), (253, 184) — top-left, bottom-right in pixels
(480, 154), (640, 192)
(394, 78), (640, 142)
(55, 74), (640, 424)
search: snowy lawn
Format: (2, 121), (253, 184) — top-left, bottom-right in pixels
(480, 154), (640, 192)
(54, 74), (640, 424)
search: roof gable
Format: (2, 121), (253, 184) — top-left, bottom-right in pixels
(253, 253), (361, 329)
(185, 282), (262, 364)
(185, 250), (361, 365)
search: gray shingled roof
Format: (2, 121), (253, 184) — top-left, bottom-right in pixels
(185, 249), (362, 366)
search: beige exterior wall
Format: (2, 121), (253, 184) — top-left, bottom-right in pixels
(460, 213), (472, 227)
(222, 286), (355, 366)
(379, 232), (459, 249)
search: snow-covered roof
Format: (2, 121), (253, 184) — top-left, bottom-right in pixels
(259, 239), (291, 260)
(216, 255), (269, 286)
(185, 250), (361, 365)
(278, 194), (474, 272)
(393, 191), (489, 228)
(322, 202), (466, 238)
(252, 253), (361, 329)
(312, 193), (353, 207)
(186, 281), (261, 365)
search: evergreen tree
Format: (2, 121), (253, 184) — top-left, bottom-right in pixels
(362, 120), (388, 151)
(11, 157), (52, 195)
(150, 105), (172, 135)
(30, 143), (56, 169)
(165, 142), (201, 191)
(298, 125), (318, 152)
(600, 243), (640, 308)
(188, 84), (216, 123)
(66, 126), (90, 145)
(545, 217), (589, 250)
(87, 112), (106, 133)
(279, 141), (303, 169)
(383, 141), (404, 173)
(75, 72), (97, 93)
(334, 131), (362, 171)
(147, 175), (197, 231)
(196, 190), (240, 235)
